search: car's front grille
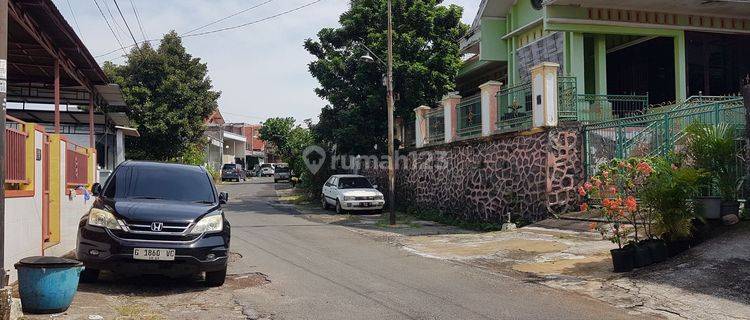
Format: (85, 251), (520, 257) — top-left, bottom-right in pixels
(110, 220), (197, 243)
(126, 221), (190, 233)
(354, 196), (376, 200)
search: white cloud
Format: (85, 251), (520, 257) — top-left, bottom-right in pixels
(57, 0), (478, 124)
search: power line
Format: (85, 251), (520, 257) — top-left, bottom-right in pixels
(95, 0), (324, 60)
(181, 0), (274, 35)
(92, 0), (127, 56)
(113, 0), (139, 46)
(103, 0), (128, 39)
(183, 0), (322, 38)
(65, 0), (83, 37)
(129, 0), (148, 41)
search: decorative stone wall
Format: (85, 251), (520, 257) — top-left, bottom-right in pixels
(362, 125), (584, 223)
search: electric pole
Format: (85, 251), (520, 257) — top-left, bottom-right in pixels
(386, 0), (396, 225)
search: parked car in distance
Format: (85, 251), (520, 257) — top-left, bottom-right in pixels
(321, 174), (385, 214)
(259, 163), (274, 177)
(274, 165), (291, 183)
(76, 161), (231, 287)
(221, 163), (245, 182)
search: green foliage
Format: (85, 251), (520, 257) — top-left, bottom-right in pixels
(103, 31), (220, 161)
(405, 207), (504, 232)
(171, 141), (206, 166)
(205, 165), (221, 184)
(304, 0), (468, 154)
(259, 117), (314, 179)
(685, 122), (742, 200)
(639, 157), (706, 241)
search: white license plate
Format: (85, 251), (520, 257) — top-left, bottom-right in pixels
(133, 248), (175, 261)
(360, 202), (371, 207)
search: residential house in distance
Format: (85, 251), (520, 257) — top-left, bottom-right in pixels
(203, 110), (248, 171)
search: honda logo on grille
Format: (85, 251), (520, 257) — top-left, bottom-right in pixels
(150, 222), (164, 232)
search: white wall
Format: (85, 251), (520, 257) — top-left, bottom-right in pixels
(45, 141), (93, 257)
(4, 130), (43, 283)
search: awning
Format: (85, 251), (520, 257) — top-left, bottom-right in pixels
(114, 125), (140, 137)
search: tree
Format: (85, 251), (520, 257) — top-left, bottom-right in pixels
(104, 31), (221, 161)
(259, 117), (313, 177)
(304, 0), (467, 154)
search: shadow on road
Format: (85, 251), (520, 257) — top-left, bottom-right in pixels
(77, 272), (210, 297)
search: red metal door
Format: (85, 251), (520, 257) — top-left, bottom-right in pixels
(42, 137), (50, 242)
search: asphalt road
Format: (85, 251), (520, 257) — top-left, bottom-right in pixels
(222, 179), (644, 320)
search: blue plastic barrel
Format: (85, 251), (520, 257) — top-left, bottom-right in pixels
(14, 256), (83, 314)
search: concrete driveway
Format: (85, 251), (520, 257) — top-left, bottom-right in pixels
(23, 178), (647, 320)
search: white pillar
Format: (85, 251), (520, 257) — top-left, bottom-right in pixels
(414, 106), (430, 148)
(530, 62), (560, 128)
(479, 81), (503, 136)
(115, 129), (125, 165)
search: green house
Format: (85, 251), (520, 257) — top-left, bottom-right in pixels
(458, 0), (750, 115)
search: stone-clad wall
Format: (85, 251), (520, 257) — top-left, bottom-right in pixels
(362, 125), (584, 223)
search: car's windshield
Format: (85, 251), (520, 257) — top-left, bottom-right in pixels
(338, 177), (372, 189)
(222, 164), (236, 170)
(275, 167), (290, 173)
(260, 164), (272, 168)
(103, 166), (215, 203)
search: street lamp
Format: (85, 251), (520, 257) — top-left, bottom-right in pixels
(356, 0), (396, 225)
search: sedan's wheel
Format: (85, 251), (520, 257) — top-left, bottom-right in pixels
(204, 267), (227, 287)
(321, 196), (331, 210)
(80, 268), (100, 283)
(335, 200), (345, 215)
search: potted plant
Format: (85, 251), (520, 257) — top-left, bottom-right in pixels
(685, 123), (740, 219)
(581, 158), (655, 271)
(639, 157), (705, 257)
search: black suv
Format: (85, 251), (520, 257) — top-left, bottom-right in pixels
(76, 161), (231, 286)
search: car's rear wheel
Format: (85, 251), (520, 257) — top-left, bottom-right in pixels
(204, 267), (227, 287)
(80, 268), (99, 283)
(335, 200), (345, 215)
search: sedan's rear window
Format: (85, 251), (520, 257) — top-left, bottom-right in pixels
(275, 167), (290, 173)
(103, 166), (215, 203)
(222, 164), (236, 170)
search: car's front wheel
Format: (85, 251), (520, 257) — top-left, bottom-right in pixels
(335, 200), (345, 215)
(80, 268), (99, 283)
(205, 267), (227, 287)
(321, 195), (331, 210)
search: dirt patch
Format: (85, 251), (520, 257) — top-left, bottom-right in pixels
(224, 272), (270, 290)
(405, 236), (569, 259)
(512, 254), (610, 276)
(229, 252), (244, 264)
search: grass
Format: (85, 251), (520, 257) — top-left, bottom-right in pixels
(115, 303), (165, 320)
(374, 212), (422, 229)
(406, 207), (506, 232)
(278, 194), (313, 205)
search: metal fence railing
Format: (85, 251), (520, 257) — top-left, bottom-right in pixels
(457, 95), (482, 138)
(583, 98), (745, 177)
(426, 107), (445, 144)
(558, 76), (578, 121)
(576, 93), (650, 122)
(403, 120), (416, 148)
(5, 115), (28, 183)
(66, 141), (89, 186)
(496, 81), (532, 133)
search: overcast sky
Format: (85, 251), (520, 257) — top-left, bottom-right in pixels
(53, 0), (479, 124)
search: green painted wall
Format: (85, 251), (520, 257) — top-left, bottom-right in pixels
(511, 0), (543, 30)
(479, 18), (508, 61)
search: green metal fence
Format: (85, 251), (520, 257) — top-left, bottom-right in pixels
(583, 97), (745, 176)
(496, 81), (532, 133)
(576, 93), (649, 122)
(426, 107), (445, 144)
(457, 94), (482, 138)
(558, 76), (578, 121)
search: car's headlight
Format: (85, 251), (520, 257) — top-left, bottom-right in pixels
(190, 214), (223, 234)
(88, 208), (121, 230)
(374, 195), (384, 200)
(343, 196), (355, 201)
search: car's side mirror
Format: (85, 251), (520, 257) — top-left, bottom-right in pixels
(91, 183), (102, 196)
(219, 192), (229, 204)
(372, 185), (378, 189)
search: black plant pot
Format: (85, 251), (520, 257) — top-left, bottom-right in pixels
(631, 244), (653, 268)
(690, 219), (710, 246)
(721, 200), (740, 217)
(610, 248), (635, 273)
(666, 239), (690, 257)
(642, 239), (668, 263)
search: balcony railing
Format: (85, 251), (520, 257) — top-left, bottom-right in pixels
(496, 81), (532, 133)
(456, 95), (482, 138)
(5, 116), (28, 183)
(426, 107), (445, 144)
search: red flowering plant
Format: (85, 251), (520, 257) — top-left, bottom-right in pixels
(578, 157), (655, 248)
